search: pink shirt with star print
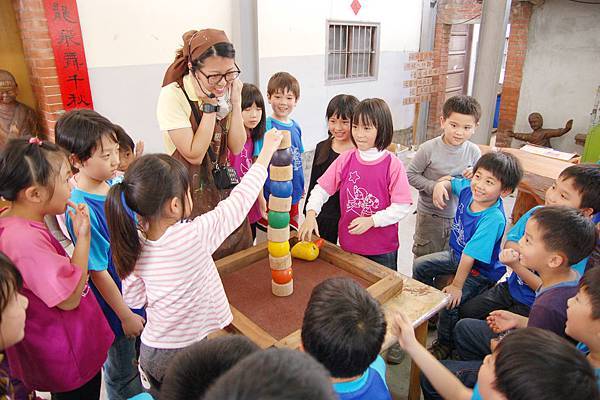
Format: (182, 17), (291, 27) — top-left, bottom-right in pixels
(317, 149), (412, 255)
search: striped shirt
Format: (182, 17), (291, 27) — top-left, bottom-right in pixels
(122, 163), (268, 349)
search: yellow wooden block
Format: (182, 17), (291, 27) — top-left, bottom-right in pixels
(278, 130), (291, 149)
(269, 254), (292, 270)
(272, 279), (294, 297)
(270, 165), (293, 181)
(267, 226), (290, 242)
(267, 240), (290, 258)
(268, 196), (292, 212)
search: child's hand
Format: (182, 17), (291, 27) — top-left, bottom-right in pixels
(258, 193), (268, 220)
(499, 248), (520, 265)
(433, 181), (450, 209)
(135, 140), (144, 159)
(230, 78), (243, 106)
(255, 129), (283, 167)
(442, 284), (463, 309)
(299, 211), (319, 241)
(122, 312), (145, 338)
(486, 310), (519, 334)
(462, 167), (474, 179)
(67, 201), (90, 239)
(348, 217), (374, 235)
(391, 312), (418, 349)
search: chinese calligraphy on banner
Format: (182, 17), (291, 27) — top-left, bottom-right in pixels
(43, 0), (94, 110)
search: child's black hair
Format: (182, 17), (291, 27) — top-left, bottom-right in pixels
(203, 348), (335, 400)
(442, 95), (481, 123)
(530, 206), (597, 266)
(55, 109), (118, 164)
(314, 94), (360, 167)
(113, 124), (134, 152)
(160, 335), (260, 400)
(352, 98), (394, 151)
(494, 328), (599, 400)
(105, 154), (190, 279)
(0, 252), (23, 326)
(558, 163), (600, 214)
(579, 264), (600, 320)
(241, 83), (266, 143)
(0, 138), (68, 201)
(473, 151), (523, 192)
(301, 277), (386, 379)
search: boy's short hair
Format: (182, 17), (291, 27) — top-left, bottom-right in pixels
(203, 348), (335, 400)
(160, 335), (260, 400)
(531, 206), (597, 266)
(267, 72), (300, 99)
(301, 277), (386, 378)
(558, 163), (600, 214)
(113, 124), (134, 152)
(580, 266), (600, 320)
(442, 95), (481, 123)
(495, 328), (599, 400)
(473, 151), (523, 192)
(55, 109), (117, 163)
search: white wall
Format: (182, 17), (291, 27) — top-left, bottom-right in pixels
(257, 0), (422, 150)
(513, 0), (600, 153)
(77, 0), (234, 153)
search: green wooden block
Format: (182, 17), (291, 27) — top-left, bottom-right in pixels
(268, 210), (290, 229)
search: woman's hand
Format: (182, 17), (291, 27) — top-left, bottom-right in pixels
(230, 78), (243, 106)
(299, 211), (319, 241)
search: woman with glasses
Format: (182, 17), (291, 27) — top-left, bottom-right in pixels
(157, 29), (252, 259)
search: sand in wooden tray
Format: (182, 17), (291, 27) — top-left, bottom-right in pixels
(221, 257), (371, 340)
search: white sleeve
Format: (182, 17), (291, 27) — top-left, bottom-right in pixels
(304, 184), (331, 216)
(372, 203), (412, 227)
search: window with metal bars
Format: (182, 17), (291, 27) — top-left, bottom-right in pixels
(326, 22), (379, 82)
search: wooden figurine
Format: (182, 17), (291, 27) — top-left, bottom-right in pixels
(507, 112), (573, 148)
(267, 130), (294, 296)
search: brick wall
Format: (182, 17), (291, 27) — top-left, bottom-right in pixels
(495, 1), (533, 148)
(437, 0), (482, 25)
(427, 22), (451, 140)
(12, 0), (62, 141)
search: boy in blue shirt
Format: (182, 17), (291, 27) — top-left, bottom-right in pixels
(254, 72), (304, 230)
(392, 312), (599, 400)
(413, 151), (523, 359)
(56, 109), (145, 400)
(301, 277), (391, 400)
(460, 163), (600, 320)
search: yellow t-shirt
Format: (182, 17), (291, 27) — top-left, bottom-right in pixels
(156, 73), (203, 155)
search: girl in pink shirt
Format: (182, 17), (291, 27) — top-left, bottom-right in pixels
(300, 98), (412, 270)
(227, 83), (267, 240)
(104, 129), (282, 389)
(0, 138), (113, 398)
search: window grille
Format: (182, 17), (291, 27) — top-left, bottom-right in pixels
(327, 22), (379, 82)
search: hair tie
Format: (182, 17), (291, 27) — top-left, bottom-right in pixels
(28, 137), (42, 146)
(120, 190), (137, 222)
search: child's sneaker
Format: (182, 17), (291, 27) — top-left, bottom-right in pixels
(427, 340), (452, 360)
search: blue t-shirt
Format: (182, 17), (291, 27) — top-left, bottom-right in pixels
(577, 342), (600, 389)
(471, 383), (483, 400)
(254, 117), (305, 204)
(333, 356), (391, 400)
(505, 206), (592, 307)
(66, 180), (145, 336)
(449, 178), (507, 282)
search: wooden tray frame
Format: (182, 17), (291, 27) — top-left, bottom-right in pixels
(215, 237), (404, 349)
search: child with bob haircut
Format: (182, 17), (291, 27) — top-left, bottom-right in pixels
(301, 277), (391, 400)
(408, 95), (481, 258)
(301, 98), (413, 270)
(304, 94), (359, 243)
(460, 163), (600, 320)
(413, 151), (522, 359)
(203, 348), (336, 400)
(113, 124), (143, 173)
(393, 313), (599, 400)
(105, 129), (282, 387)
(0, 137), (113, 398)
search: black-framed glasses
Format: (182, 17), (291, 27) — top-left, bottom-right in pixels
(196, 63), (241, 86)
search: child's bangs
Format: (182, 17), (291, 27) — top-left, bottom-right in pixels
(242, 88), (265, 111)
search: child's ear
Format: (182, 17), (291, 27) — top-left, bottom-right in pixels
(23, 186), (44, 204)
(580, 207), (594, 218)
(69, 154), (82, 170)
(500, 188), (514, 198)
(298, 343), (305, 353)
(548, 252), (566, 269)
(439, 116), (446, 126)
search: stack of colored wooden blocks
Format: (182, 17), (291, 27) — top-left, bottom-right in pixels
(267, 130), (294, 297)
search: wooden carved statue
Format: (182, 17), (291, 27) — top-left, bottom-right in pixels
(0, 69), (43, 150)
(507, 112), (573, 148)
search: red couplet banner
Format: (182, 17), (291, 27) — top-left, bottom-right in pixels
(42, 0), (94, 110)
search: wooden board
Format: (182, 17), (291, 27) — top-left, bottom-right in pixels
(215, 238), (403, 349)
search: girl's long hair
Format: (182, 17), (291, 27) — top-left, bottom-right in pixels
(241, 83), (266, 144)
(314, 94), (359, 166)
(105, 154), (191, 279)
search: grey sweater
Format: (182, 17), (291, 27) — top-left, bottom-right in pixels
(407, 136), (481, 218)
